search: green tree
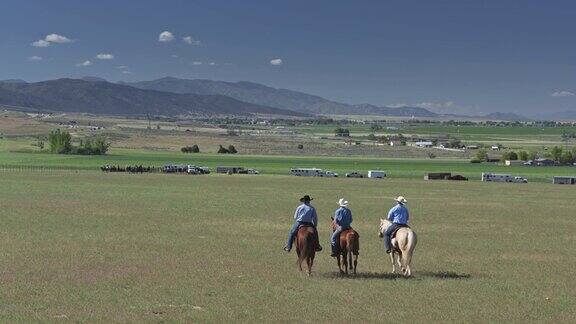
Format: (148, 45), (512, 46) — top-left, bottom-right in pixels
(48, 129), (72, 154)
(501, 151), (518, 161)
(334, 127), (350, 137)
(517, 150), (529, 161)
(476, 148), (488, 162)
(217, 145), (229, 154)
(551, 146), (563, 162)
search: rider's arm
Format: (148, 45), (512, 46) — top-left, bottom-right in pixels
(293, 206), (301, 220)
(387, 206), (395, 221)
(312, 208), (318, 227)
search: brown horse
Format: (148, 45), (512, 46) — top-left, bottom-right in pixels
(332, 222), (359, 275)
(295, 225), (316, 275)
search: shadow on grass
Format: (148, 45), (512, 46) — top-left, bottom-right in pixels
(418, 271), (471, 279)
(321, 270), (472, 280)
(321, 272), (404, 280)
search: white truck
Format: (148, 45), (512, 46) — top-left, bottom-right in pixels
(482, 172), (527, 183)
(290, 168), (338, 177)
(368, 170), (387, 179)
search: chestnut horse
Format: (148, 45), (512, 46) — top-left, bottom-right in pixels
(331, 222), (359, 275)
(295, 225), (316, 275)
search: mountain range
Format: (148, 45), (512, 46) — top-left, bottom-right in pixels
(0, 78), (307, 117)
(0, 77), (546, 120)
(123, 77), (438, 117)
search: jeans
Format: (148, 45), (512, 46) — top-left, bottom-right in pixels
(286, 221), (317, 249)
(331, 225), (351, 252)
(384, 223), (406, 252)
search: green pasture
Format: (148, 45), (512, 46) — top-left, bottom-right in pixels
(0, 146), (574, 182)
(295, 123), (576, 144)
(0, 172), (574, 321)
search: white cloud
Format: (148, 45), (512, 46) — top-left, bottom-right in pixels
(121, 70), (132, 74)
(551, 90), (574, 97)
(182, 36), (201, 45)
(96, 53), (114, 60)
(208, 62), (217, 66)
(45, 33), (72, 43)
(270, 58), (283, 66)
(32, 39), (50, 47)
(116, 65), (128, 69)
(192, 61), (203, 65)
(159, 31), (175, 42)
(28, 55), (43, 61)
(32, 33), (73, 47)
(76, 60), (92, 67)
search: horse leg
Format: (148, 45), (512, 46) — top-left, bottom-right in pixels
(307, 255), (314, 276)
(352, 254), (358, 275)
(403, 250), (413, 277)
(389, 252), (396, 274)
(343, 250), (348, 275)
(337, 255), (344, 274)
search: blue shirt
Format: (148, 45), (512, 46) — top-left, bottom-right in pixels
(387, 203), (409, 225)
(334, 207), (353, 228)
(294, 203), (318, 226)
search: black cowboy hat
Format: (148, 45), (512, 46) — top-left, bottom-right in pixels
(299, 195), (313, 202)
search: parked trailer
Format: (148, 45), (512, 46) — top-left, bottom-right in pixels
(290, 168), (338, 177)
(424, 172), (452, 180)
(368, 170), (387, 179)
(216, 166), (245, 174)
(482, 172), (527, 183)
(552, 176), (576, 185)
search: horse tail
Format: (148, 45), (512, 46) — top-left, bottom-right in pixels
(346, 242), (352, 270)
(403, 230), (417, 268)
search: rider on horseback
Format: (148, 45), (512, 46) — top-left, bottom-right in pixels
(384, 196), (409, 254)
(284, 195), (322, 252)
(330, 198), (353, 257)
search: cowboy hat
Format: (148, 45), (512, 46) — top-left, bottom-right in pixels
(395, 196), (407, 204)
(299, 195), (313, 202)
(337, 198), (349, 207)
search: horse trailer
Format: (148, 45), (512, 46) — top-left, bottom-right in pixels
(482, 172), (527, 183)
(290, 168), (338, 177)
(552, 176), (576, 185)
(368, 170), (387, 179)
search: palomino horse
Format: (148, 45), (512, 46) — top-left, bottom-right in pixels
(295, 225), (316, 275)
(378, 219), (417, 277)
(331, 222), (359, 275)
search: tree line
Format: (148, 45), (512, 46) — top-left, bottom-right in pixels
(48, 129), (110, 155)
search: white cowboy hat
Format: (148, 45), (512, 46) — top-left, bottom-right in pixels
(395, 196), (407, 204)
(337, 198), (349, 207)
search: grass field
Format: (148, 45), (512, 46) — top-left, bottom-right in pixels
(1, 172), (575, 322)
(1, 148), (575, 183)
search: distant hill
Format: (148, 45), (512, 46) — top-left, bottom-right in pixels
(0, 79), (27, 84)
(124, 77), (438, 117)
(0, 78), (307, 117)
(482, 112), (532, 122)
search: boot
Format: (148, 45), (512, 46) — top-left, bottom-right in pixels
(330, 245), (339, 257)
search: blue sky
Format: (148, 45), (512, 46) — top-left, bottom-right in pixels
(1, 0), (575, 116)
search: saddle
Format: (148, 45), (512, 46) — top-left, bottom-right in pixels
(391, 225), (409, 239)
(298, 222), (315, 230)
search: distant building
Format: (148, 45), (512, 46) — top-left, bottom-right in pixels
(466, 145), (479, 150)
(415, 141), (433, 148)
(491, 145), (500, 150)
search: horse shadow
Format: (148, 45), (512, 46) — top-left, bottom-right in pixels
(321, 270), (472, 280)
